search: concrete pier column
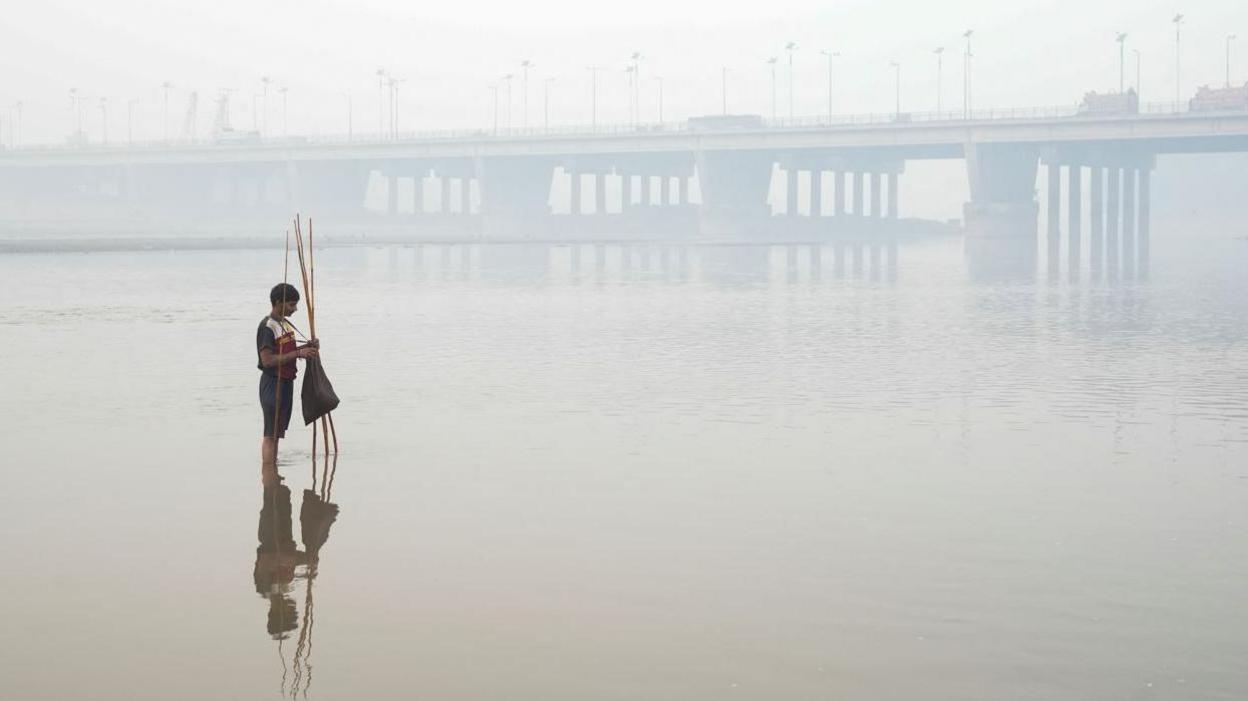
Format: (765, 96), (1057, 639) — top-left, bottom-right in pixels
(870, 172), (882, 217)
(676, 175), (687, 206)
(595, 173), (607, 214)
(1138, 168), (1151, 272)
(620, 172), (632, 210)
(1067, 164), (1082, 274)
(440, 175), (451, 214)
(1106, 167), (1121, 272)
(570, 170), (582, 214)
(836, 171), (848, 216)
(810, 170), (822, 217)
(1122, 168), (1137, 276)
(887, 172), (899, 219)
(1046, 164), (1061, 270)
(388, 173), (399, 214)
(413, 172), (425, 214)
(853, 171), (865, 216)
(642, 175), (653, 206)
(785, 168), (799, 216)
(1090, 167), (1105, 275)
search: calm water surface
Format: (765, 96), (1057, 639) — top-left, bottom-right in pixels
(1, 234), (1247, 700)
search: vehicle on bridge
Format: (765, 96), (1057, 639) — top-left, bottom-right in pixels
(1189, 84), (1248, 112)
(1078, 89), (1139, 116)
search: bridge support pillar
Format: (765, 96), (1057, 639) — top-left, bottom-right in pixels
(570, 171), (583, 214)
(1138, 168), (1151, 273)
(676, 175), (687, 206)
(836, 171), (847, 216)
(1046, 163), (1061, 274)
(1068, 164), (1082, 274)
(810, 170), (823, 217)
(694, 150), (774, 237)
(853, 172), (865, 216)
(595, 173), (607, 214)
(887, 172), (898, 219)
(785, 168), (798, 216)
(1106, 167), (1121, 273)
(387, 173), (399, 215)
(643, 175), (653, 206)
(870, 172), (882, 217)
(1123, 168), (1137, 277)
(1090, 167), (1105, 275)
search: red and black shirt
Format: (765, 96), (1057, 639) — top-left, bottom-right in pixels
(256, 316), (298, 380)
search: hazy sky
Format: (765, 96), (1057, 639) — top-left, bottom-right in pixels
(2, 0), (1244, 144)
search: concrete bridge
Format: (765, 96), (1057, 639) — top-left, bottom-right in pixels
(2, 105), (1246, 264)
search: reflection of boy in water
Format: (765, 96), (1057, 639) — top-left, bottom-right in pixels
(253, 483), (304, 639)
(257, 282), (319, 470)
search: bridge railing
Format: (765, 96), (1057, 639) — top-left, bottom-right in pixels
(0, 101), (1229, 154)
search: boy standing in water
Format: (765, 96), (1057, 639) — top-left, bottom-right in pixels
(257, 282), (318, 471)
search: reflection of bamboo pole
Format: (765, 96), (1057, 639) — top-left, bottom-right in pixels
(325, 454), (339, 501)
(310, 421), (318, 492)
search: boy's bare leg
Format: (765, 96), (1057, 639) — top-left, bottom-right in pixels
(261, 437), (280, 483)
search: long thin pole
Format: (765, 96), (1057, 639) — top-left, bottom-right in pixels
(1174, 15), (1184, 110)
(722, 66), (728, 115)
(656, 77), (663, 123)
(892, 62), (901, 117)
(768, 59), (777, 119)
(588, 67), (600, 130)
(1118, 33), (1127, 94)
(1229, 35), (1238, 88)
(934, 48), (944, 113)
(1135, 49), (1142, 99)
(963, 30), (973, 119)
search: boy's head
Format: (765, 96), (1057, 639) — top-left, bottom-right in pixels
(269, 283), (301, 317)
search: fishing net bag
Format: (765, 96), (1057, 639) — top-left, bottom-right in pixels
(301, 356), (340, 425)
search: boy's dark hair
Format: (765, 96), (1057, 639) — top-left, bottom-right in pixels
(270, 283), (301, 305)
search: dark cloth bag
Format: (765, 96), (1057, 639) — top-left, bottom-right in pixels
(301, 356), (340, 425)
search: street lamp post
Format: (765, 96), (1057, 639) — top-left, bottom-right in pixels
(890, 61), (901, 118)
(69, 88), (82, 141)
(161, 81), (172, 141)
(1134, 49), (1142, 99)
(722, 66), (729, 115)
(766, 57), (778, 119)
(489, 84), (499, 135)
(1116, 33), (1128, 93)
(544, 78), (554, 130)
(502, 73), (513, 131)
(631, 52), (642, 125)
(655, 76), (663, 123)
(279, 86), (288, 136)
(587, 67), (601, 130)
(1173, 14), (1184, 110)
(1228, 35), (1238, 88)
(344, 92), (353, 139)
(821, 50), (839, 124)
(785, 41), (797, 119)
(126, 99), (136, 144)
(99, 97), (108, 144)
(260, 76), (271, 135)
(963, 30), (974, 118)
(933, 47), (945, 113)
(376, 68), (387, 138)
(521, 59), (532, 129)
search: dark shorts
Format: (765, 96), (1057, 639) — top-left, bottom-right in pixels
(260, 375), (295, 439)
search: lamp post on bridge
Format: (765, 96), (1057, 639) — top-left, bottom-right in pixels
(375, 68), (387, 138)
(587, 66), (601, 131)
(933, 47), (945, 114)
(343, 92), (353, 140)
(630, 52), (642, 126)
(98, 97), (108, 144)
(766, 57), (778, 120)
(260, 75), (271, 135)
(821, 50), (839, 124)
(279, 86), (288, 137)
(654, 75), (663, 123)
(1228, 35), (1238, 88)
(544, 78), (554, 131)
(962, 29), (974, 118)
(521, 59), (532, 129)
(161, 81), (172, 141)
(489, 83), (499, 135)
(69, 88), (83, 142)
(127, 98), (137, 145)
(890, 61), (901, 119)
(1116, 33), (1128, 94)
(1133, 49), (1143, 100)
(721, 66), (729, 115)
(1173, 14), (1184, 110)
(785, 41), (797, 119)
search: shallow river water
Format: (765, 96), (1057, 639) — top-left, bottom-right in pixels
(1, 233), (1246, 700)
